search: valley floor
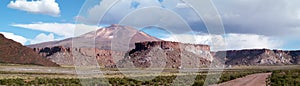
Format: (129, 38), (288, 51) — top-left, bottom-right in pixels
(210, 73), (272, 86)
(0, 64), (299, 85)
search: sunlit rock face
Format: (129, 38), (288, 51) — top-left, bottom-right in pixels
(32, 41), (213, 68)
(118, 41), (212, 68)
(27, 24), (300, 68)
(214, 49), (300, 66)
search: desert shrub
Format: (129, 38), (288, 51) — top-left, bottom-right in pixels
(0, 70), (267, 85)
(269, 69), (300, 86)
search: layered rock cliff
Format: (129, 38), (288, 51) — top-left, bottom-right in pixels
(26, 24), (300, 67)
(118, 41), (212, 68)
(32, 42), (300, 67)
(214, 49), (300, 66)
(286, 50), (300, 64)
(33, 47), (122, 67)
(29, 24), (214, 68)
(33, 41), (213, 68)
(33, 46), (74, 66)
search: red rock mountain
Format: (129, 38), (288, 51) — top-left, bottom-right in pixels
(28, 24), (161, 49)
(32, 41), (213, 68)
(28, 25), (213, 68)
(28, 24), (162, 66)
(0, 34), (59, 66)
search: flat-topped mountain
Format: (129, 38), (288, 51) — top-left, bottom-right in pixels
(0, 34), (59, 66)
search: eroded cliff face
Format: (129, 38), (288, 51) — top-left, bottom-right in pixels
(214, 49), (300, 66)
(33, 41), (213, 68)
(33, 46), (74, 66)
(287, 51), (300, 64)
(31, 41), (300, 67)
(33, 47), (123, 67)
(118, 41), (212, 68)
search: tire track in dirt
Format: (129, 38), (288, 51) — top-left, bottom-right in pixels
(210, 73), (271, 86)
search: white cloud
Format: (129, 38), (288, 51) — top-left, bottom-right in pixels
(225, 34), (283, 50)
(213, 0), (300, 36)
(11, 23), (100, 38)
(77, 0), (184, 25)
(161, 34), (210, 44)
(0, 32), (58, 45)
(76, 0), (218, 34)
(77, 0), (300, 37)
(29, 33), (55, 44)
(0, 32), (28, 45)
(176, 2), (190, 8)
(7, 0), (60, 16)
(161, 33), (282, 51)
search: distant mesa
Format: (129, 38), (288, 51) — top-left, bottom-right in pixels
(214, 49), (300, 66)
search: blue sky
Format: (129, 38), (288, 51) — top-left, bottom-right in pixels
(0, 0), (85, 44)
(0, 0), (300, 50)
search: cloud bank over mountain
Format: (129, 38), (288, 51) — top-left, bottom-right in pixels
(162, 33), (282, 51)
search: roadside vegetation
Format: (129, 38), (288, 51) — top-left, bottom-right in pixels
(4, 64), (300, 86)
(267, 69), (300, 86)
(0, 69), (267, 86)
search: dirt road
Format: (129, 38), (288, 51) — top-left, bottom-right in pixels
(210, 73), (272, 86)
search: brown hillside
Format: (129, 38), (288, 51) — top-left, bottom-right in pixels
(0, 34), (59, 66)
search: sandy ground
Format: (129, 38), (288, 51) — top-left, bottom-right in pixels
(0, 65), (212, 79)
(210, 73), (272, 86)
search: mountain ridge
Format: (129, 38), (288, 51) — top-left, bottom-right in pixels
(25, 24), (300, 67)
(214, 49), (300, 66)
(27, 24), (161, 49)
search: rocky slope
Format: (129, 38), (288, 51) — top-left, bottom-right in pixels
(0, 34), (59, 66)
(286, 50), (300, 64)
(117, 41), (212, 68)
(214, 49), (300, 66)
(33, 46), (123, 67)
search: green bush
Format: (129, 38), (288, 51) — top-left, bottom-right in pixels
(268, 69), (300, 86)
(0, 70), (267, 86)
